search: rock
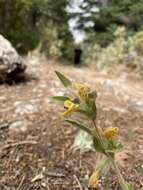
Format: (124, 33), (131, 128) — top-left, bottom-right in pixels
(103, 80), (114, 93)
(112, 107), (127, 113)
(131, 101), (143, 112)
(0, 34), (26, 82)
(14, 101), (36, 114)
(9, 120), (29, 133)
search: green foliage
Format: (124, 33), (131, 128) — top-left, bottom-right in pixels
(53, 96), (70, 102)
(0, 0), (40, 53)
(40, 24), (63, 58)
(96, 27), (127, 67)
(0, 0), (74, 60)
(126, 182), (135, 190)
(65, 119), (93, 135)
(39, 0), (74, 60)
(95, 158), (111, 174)
(75, 0), (143, 46)
(83, 26), (143, 72)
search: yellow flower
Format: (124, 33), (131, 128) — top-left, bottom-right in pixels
(72, 82), (90, 101)
(61, 100), (79, 117)
(72, 82), (83, 90)
(89, 171), (100, 188)
(103, 127), (119, 140)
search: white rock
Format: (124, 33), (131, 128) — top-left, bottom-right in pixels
(14, 101), (35, 114)
(112, 107), (127, 113)
(132, 101), (143, 112)
(0, 34), (26, 74)
(103, 79), (114, 93)
(9, 120), (29, 133)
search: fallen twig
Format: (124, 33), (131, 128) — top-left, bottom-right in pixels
(0, 140), (37, 154)
(17, 175), (25, 190)
(31, 173), (43, 183)
(46, 171), (65, 178)
(74, 174), (83, 190)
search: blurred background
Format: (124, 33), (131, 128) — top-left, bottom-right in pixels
(0, 0), (143, 71)
(0, 1), (143, 190)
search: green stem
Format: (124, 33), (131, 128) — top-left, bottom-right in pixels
(112, 158), (128, 190)
(92, 120), (107, 155)
(92, 120), (103, 140)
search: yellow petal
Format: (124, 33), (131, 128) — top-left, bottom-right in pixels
(62, 101), (79, 117)
(61, 107), (73, 117)
(64, 100), (74, 108)
(72, 82), (91, 101)
(72, 82), (83, 90)
(103, 127), (119, 140)
(89, 171), (100, 188)
(78, 86), (90, 100)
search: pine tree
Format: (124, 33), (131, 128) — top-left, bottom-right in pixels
(76, 0), (143, 46)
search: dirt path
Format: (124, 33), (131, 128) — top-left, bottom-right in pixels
(0, 56), (143, 190)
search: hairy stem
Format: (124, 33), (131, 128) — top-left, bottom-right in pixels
(92, 119), (107, 155)
(112, 158), (128, 190)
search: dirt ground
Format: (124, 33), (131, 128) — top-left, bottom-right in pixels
(0, 56), (143, 190)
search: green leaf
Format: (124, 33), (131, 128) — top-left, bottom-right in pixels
(106, 142), (123, 154)
(78, 107), (92, 117)
(93, 132), (106, 153)
(88, 90), (97, 99)
(115, 143), (123, 151)
(55, 71), (72, 87)
(53, 96), (69, 102)
(65, 119), (92, 136)
(126, 182), (134, 190)
(85, 99), (97, 119)
(73, 130), (95, 151)
(65, 119), (106, 154)
(78, 101), (97, 119)
(95, 158), (111, 174)
(91, 128), (109, 154)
